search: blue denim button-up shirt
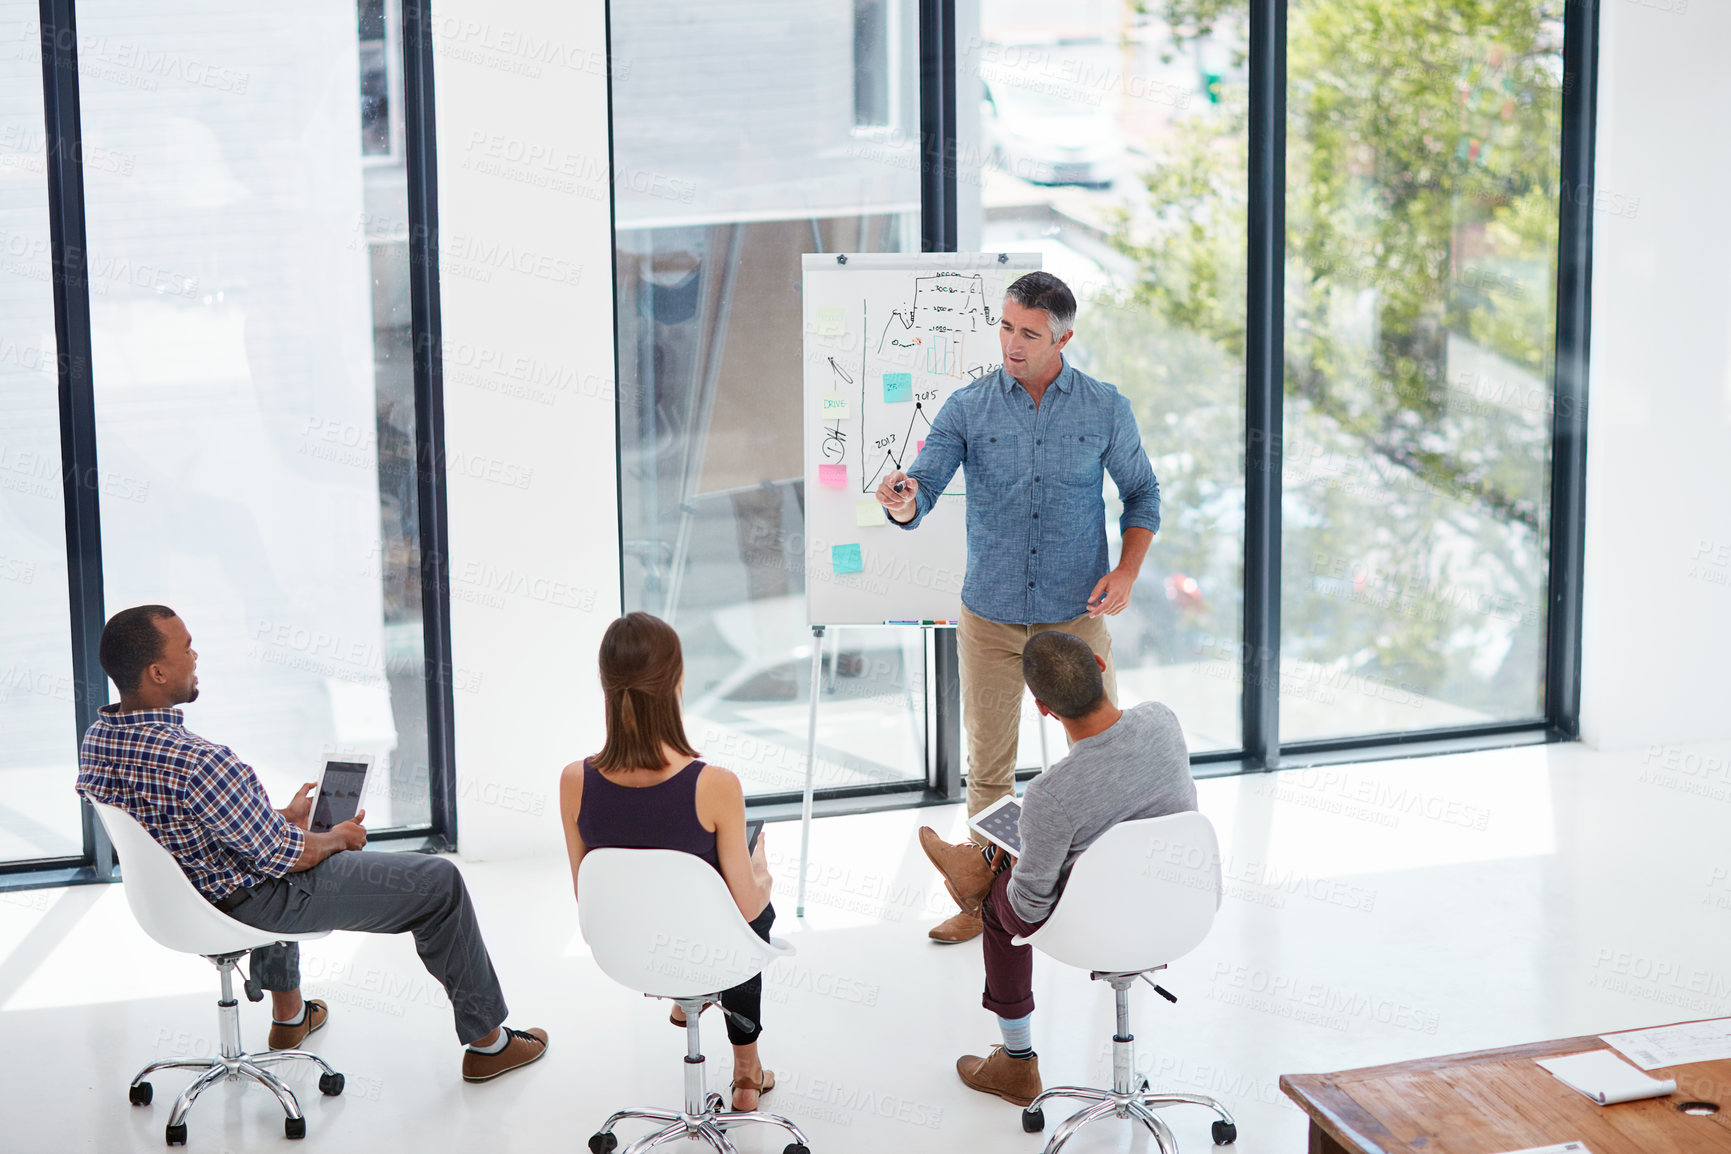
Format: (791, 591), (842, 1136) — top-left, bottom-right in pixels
(895, 359), (1160, 624)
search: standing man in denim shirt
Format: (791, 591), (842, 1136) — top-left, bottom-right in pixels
(873, 271), (1161, 943)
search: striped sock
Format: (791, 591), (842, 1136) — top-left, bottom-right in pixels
(998, 1014), (1034, 1059)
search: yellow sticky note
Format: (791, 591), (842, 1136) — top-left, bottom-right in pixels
(855, 498), (884, 527)
(821, 392), (851, 419)
(815, 306), (845, 337)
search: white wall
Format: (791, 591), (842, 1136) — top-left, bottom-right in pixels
(1579, 0), (1731, 749)
(433, 3), (620, 858)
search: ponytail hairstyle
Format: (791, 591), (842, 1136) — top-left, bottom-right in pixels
(594, 612), (698, 773)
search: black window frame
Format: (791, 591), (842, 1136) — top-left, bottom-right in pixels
(0, 0), (457, 892)
(599, 0), (1597, 821)
(0, 0), (1588, 880)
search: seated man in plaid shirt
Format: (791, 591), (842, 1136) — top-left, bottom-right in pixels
(77, 605), (548, 1083)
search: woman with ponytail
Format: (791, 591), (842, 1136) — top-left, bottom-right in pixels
(560, 612), (778, 1110)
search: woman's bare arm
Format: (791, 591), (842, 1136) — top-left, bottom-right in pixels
(559, 760), (588, 902)
(696, 765), (771, 920)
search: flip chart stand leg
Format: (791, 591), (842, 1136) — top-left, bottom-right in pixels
(1038, 706), (1051, 774)
(797, 625), (825, 919)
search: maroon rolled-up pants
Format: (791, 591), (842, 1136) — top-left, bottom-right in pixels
(981, 866), (1049, 1019)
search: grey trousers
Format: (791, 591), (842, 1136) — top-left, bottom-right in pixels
(224, 850), (509, 1045)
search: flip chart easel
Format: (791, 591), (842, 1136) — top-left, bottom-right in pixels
(793, 251), (1042, 917)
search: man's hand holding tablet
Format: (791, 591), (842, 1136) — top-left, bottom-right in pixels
(309, 759), (372, 833)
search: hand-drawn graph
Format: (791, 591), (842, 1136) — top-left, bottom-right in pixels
(848, 272), (1005, 495)
(803, 253), (1039, 626)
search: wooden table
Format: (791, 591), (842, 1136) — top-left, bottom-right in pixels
(1281, 1022), (1731, 1154)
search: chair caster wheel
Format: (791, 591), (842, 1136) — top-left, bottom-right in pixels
(1212, 1119), (1237, 1144)
(588, 1132), (619, 1154)
(706, 1091), (725, 1113)
(285, 1116), (306, 1139)
(783, 1145), (811, 1154)
(319, 1072), (345, 1096)
(130, 1082), (153, 1106)
(1022, 1105), (1045, 1132)
(165, 1122), (187, 1146)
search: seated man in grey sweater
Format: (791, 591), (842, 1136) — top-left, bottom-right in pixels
(918, 630), (1198, 1107)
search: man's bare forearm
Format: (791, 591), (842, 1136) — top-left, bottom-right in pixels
(1117, 527), (1154, 576)
(288, 828), (362, 872)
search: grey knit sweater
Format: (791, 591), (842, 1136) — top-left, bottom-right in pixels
(1007, 700), (1198, 923)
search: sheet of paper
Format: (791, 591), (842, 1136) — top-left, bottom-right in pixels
(883, 372), (912, 403)
(1492, 1143), (1593, 1154)
(817, 464), (847, 488)
(814, 306), (845, 336)
(1602, 1018), (1731, 1070)
(855, 499), (885, 527)
(1536, 1050), (1676, 1105)
(820, 392), (850, 419)
(831, 543), (863, 575)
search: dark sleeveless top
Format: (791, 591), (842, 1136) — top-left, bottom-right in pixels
(576, 758), (721, 873)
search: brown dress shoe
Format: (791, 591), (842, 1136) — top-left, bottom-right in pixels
(462, 1027), (550, 1083)
(918, 827), (995, 911)
(957, 1045), (1042, 1106)
(267, 999), (328, 1051)
(927, 908), (984, 943)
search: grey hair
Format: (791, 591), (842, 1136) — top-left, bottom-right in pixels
(1004, 270), (1077, 341)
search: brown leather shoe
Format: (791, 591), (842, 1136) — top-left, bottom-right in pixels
(267, 999), (328, 1051)
(927, 908), (984, 943)
(918, 827), (994, 912)
(462, 1027), (550, 1083)
(957, 1045), (1042, 1106)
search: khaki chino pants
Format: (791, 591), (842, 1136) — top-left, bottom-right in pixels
(957, 605), (1117, 828)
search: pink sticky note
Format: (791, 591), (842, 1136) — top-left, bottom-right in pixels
(818, 464), (847, 487)
(917, 439), (926, 453)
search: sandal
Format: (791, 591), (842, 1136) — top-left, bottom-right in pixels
(730, 1069), (775, 1111)
(668, 1001), (714, 1028)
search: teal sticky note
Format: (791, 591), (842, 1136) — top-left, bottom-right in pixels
(832, 543), (863, 575)
(883, 372), (913, 403)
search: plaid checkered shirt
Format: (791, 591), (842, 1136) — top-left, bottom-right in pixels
(77, 705), (305, 902)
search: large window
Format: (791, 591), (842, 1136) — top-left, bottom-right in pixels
(72, 0), (434, 828)
(961, 2), (1249, 760)
(0, 0), (446, 887)
(0, 0), (82, 863)
(611, 1), (927, 798)
(1278, 1), (1560, 740)
(615, 0), (1586, 788)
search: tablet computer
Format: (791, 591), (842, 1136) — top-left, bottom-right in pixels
(745, 819), (765, 854)
(967, 795), (1022, 856)
(311, 756), (373, 833)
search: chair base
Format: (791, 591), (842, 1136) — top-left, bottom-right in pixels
(129, 952), (342, 1146)
(593, 1106), (809, 1154)
(1028, 1085), (1236, 1154)
(1024, 972), (1236, 1154)
(588, 995), (809, 1154)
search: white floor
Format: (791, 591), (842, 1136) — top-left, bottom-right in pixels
(3, 739), (1730, 1153)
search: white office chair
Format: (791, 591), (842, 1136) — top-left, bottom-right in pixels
(91, 800), (345, 1147)
(577, 847), (812, 1154)
(1013, 810), (1238, 1153)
